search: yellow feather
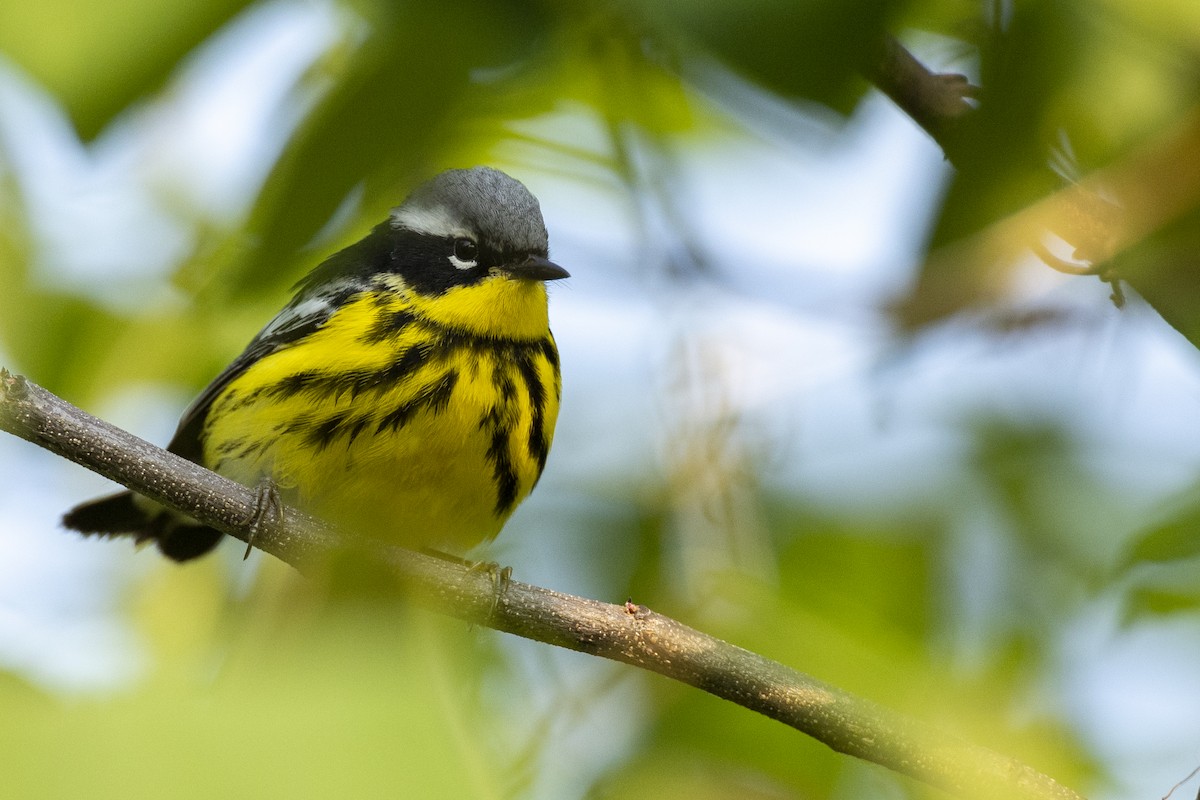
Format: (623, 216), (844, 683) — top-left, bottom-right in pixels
(203, 273), (561, 551)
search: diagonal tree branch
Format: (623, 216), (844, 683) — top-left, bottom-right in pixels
(861, 36), (977, 162)
(0, 367), (1084, 800)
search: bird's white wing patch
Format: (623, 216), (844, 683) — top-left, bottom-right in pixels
(257, 277), (364, 341)
(259, 294), (335, 340)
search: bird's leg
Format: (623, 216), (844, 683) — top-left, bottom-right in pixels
(422, 548), (512, 619)
(468, 560), (513, 621)
(241, 476), (282, 560)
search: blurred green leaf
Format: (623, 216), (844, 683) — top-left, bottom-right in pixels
(932, 2), (1087, 243)
(773, 520), (933, 641)
(0, 0), (253, 139)
(1126, 585), (1200, 617)
(1115, 204), (1200, 347)
(232, 0), (556, 295)
(591, 754), (812, 800)
(643, 0), (909, 113)
(1121, 501), (1200, 568)
(0, 289), (126, 400)
(0, 561), (499, 800)
(599, 702), (852, 799)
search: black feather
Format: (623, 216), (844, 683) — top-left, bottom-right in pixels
(62, 491), (222, 562)
(62, 491), (149, 534)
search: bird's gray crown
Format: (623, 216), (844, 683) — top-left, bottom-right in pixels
(391, 167), (549, 255)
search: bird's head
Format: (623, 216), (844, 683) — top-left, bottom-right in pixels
(385, 167), (569, 339)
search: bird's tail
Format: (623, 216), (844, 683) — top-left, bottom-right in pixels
(62, 490), (224, 561)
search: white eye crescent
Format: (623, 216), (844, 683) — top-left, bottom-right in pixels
(449, 237), (478, 270)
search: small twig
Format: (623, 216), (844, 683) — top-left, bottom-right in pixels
(862, 36), (977, 160)
(862, 37), (1131, 312)
(1162, 762), (1200, 800)
(1029, 241), (1126, 309)
(895, 109), (1200, 327)
(0, 368), (1085, 800)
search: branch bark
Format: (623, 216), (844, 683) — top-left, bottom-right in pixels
(861, 36), (976, 161)
(0, 367), (1084, 800)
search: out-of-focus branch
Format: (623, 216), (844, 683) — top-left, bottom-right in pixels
(0, 368), (1084, 800)
(895, 107), (1200, 329)
(864, 37), (1200, 339)
(862, 36), (977, 160)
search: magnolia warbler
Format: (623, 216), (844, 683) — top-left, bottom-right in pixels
(64, 167), (568, 561)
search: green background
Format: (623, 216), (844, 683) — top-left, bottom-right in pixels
(3, 0), (1200, 798)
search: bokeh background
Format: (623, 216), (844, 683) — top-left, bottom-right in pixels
(3, 1), (1200, 798)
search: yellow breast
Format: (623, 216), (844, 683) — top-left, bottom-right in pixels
(201, 278), (561, 552)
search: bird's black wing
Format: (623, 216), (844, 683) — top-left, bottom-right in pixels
(65, 214), (406, 561)
(165, 279), (375, 462)
(64, 271), (372, 561)
(167, 223), (397, 463)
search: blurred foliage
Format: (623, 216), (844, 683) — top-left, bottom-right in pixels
(643, 0), (903, 111)
(0, 558), (503, 799)
(5, 0), (1200, 798)
(232, 0), (556, 294)
(0, 0), (254, 139)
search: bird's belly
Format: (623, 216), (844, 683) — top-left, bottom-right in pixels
(204, 355), (546, 552)
(288, 397), (511, 551)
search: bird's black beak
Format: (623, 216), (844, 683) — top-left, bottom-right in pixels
(503, 255), (570, 282)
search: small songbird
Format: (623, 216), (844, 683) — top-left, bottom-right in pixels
(64, 167), (568, 561)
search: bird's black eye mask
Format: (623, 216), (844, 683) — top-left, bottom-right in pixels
(389, 228), (508, 295)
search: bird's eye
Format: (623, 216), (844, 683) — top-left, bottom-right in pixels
(453, 238), (478, 264)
